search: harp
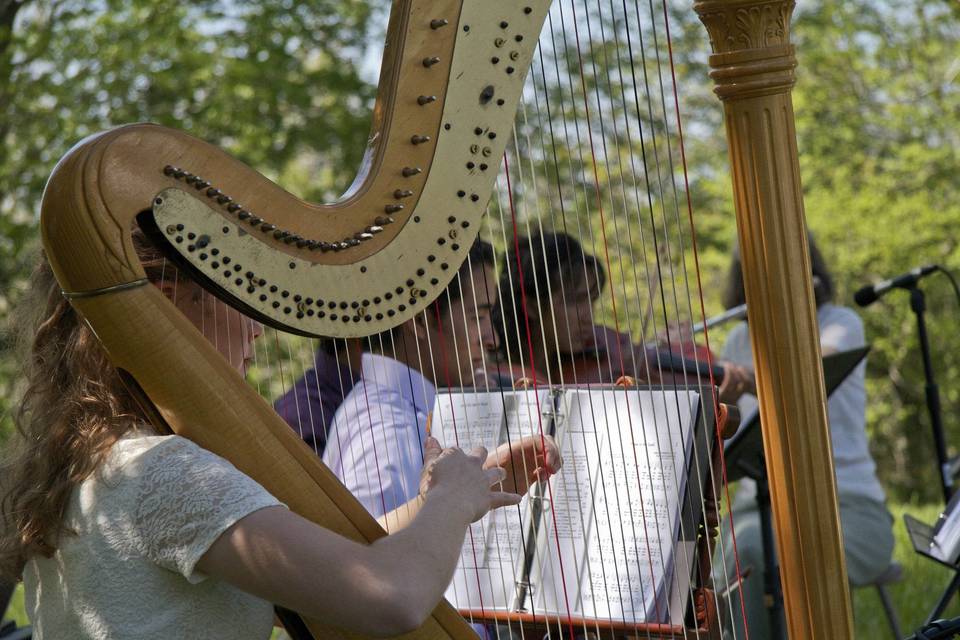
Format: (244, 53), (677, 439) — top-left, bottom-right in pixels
(38, 0), (851, 638)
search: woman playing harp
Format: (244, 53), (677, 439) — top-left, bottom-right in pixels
(0, 232), (560, 638)
(4, 0), (856, 635)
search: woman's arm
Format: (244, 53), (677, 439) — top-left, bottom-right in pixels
(197, 440), (519, 637)
(379, 434), (564, 532)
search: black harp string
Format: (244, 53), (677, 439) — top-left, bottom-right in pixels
(594, 0), (715, 627)
(551, 0), (670, 629)
(577, 1), (700, 628)
(513, 102), (626, 640)
(525, 38), (646, 640)
(458, 256), (525, 640)
(516, 60), (654, 636)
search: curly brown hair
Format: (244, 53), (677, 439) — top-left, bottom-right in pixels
(0, 232), (175, 580)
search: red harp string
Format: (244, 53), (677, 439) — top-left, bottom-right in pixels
(224, 0), (749, 637)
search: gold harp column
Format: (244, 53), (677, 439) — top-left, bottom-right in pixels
(694, 1), (853, 638)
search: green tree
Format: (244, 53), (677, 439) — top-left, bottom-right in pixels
(671, 0), (960, 501)
(0, 0), (376, 441)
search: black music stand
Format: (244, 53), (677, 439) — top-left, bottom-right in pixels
(904, 491), (960, 625)
(723, 346), (871, 640)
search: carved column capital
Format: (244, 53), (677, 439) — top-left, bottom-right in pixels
(694, 0), (797, 100)
(692, 1), (855, 637)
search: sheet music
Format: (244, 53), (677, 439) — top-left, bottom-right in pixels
(531, 389), (697, 623)
(433, 387), (700, 624)
(434, 389), (550, 612)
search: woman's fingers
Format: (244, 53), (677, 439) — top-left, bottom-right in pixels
(485, 466), (507, 486)
(488, 491), (523, 510)
(422, 436), (443, 464)
(543, 436), (562, 473)
(469, 445), (488, 463)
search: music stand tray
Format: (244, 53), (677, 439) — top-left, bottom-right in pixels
(724, 346), (871, 483)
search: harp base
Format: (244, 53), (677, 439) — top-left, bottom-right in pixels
(455, 587), (720, 639)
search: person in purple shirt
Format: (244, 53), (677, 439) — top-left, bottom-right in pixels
(273, 337), (361, 455)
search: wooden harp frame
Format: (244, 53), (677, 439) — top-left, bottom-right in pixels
(38, 0), (853, 637)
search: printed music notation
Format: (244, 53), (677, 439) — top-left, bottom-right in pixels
(432, 386), (701, 625)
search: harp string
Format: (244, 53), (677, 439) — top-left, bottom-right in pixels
(639, 0), (730, 628)
(438, 257), (561, 635)
(599, 1), (710, 624)
(469, 263), (529, 640)
(513, 81), (658, 635)
(576, 2), (706, 628)
(652, 1), (748, 631)
(281, 333), (308, 449)
(492, 173), (562, 633)
(503, 155), (580, 639)
(519, 0), (737, 633)
(551, 0), (672, 626)
(505, 140), (604, 638)
(174, 0), (757, 633)
(510, 106), (624, 638)
(460, 256), (534, 638)
(429, 295), (490, 629)
(485, 193), (551, 637)
(290, 336), (317, 457)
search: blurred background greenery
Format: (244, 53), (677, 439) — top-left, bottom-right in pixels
(2, 0), (960, 635)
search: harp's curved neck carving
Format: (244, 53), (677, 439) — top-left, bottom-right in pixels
(42, 0), (553, 339)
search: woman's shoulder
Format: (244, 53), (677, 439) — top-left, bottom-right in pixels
(818, 303), (863, 326)
(105, 429), (217, 477)
(817, 304), (865, 350)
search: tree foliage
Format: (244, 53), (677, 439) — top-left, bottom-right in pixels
(0, 0), (376, 441)
(675, 0), (960, 501)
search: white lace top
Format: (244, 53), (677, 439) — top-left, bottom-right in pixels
(23, 431), (283, 639)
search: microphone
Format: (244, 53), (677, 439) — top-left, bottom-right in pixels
(854, 265), (940, 307)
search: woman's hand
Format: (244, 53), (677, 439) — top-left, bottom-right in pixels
(419, 437), (522, 523)
(718, 361), (756, 403)
(484, 435), (562, 496)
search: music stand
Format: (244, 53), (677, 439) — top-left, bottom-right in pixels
(723, 346), (870, 640)
(904, 490), (960, 624)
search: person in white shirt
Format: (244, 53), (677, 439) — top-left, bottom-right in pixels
(716, 235), (894, 637)
(324, 240), (561, 526)
(2, 230), (542, 639)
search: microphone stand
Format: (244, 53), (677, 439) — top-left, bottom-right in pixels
(908, 284), (952, 505)
(906, 282), (960, 624)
